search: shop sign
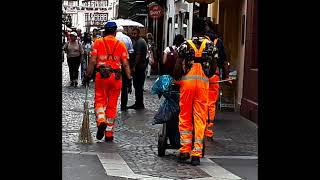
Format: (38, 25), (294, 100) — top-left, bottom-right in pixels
(148, 5), (163, 19)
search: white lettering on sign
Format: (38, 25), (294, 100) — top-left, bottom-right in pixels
(150, 10), (161, 16)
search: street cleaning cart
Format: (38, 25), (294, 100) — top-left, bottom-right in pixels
(151, 75), (207, 157)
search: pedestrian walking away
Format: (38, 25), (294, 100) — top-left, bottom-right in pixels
(84, 21), (132, 142)
(115, 25), (134, 111)
(162, 34), (185, 77)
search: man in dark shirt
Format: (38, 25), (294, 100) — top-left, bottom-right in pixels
(127, 28), (148, 109)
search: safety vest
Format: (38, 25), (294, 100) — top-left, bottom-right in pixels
(95, 37), (122, 69)
(187, 39), (209, 58)
(186, 38), (218, 78)
(103, 39), (120, 61)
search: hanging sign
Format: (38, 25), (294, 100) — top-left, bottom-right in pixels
(148, 5), (163, 19)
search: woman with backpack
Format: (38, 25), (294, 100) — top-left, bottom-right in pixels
(81, 32), (93, 86)
(162, 34), (185, 76)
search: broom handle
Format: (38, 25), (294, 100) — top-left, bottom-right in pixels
(84, 52), (89, 104)
(85, 82), (89, 103)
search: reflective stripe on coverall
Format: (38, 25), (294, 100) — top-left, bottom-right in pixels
(205, 74), (219, 137)
(91, 35), (128, 138)
(179, 39), (209, 157)
(205, 38), (219, 138)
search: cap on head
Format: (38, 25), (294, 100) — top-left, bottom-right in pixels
(104, 21), (117, 35)
(70, 32), (77, 37)
(104, 21), (117, 29)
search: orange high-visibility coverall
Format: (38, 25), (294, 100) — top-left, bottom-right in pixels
(205, 74), (220, 137)
(202, 38), (219, 138)
(90, 35), (128, 138)
(179, 63), (209, 157)
(179, 39), (210, 157)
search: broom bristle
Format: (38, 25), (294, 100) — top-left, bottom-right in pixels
(79, 102), (93, 144)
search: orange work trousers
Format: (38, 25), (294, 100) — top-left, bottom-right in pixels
(94, 72), (122, 138)
(205, 75), (220, 138)
(179, 63), (209, 157)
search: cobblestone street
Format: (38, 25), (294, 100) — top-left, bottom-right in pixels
(62, 60), (257, 180)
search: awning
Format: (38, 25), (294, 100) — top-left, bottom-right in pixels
(185, 0), (215, 3)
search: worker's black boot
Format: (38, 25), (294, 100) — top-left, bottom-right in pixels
(105, 136), (114, 142)
(178, 152), (190, 163)
(70, 81), (75, 87)
(96, 122), (106, 140)
(191, 156), (200, 166)
(74, 81), (78, 87)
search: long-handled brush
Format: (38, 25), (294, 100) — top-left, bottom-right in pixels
(209, 78), (236, 84)
(78, 59), (93, 144)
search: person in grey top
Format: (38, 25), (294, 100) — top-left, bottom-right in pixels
(63, 31), (84, 87)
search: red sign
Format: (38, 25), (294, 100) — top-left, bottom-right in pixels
(148, 5), (163, 19)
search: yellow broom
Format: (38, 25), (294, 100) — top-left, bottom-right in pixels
(78, 63), (93, 144)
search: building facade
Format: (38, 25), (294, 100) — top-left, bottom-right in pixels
(163, 0), (193, 48)
(207, 0), (258, 123)
(118, 0), (148, 26)
(62, 0), (119, 32)
(240, 0), (258, 123)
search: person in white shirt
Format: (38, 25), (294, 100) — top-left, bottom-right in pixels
(116, 25), (134, 111)
(116, 26), (134, 53)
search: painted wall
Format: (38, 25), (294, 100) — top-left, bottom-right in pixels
(208, 0), (247, 110)
(240, 0), (258, 123)
(237, 0), (247, 108)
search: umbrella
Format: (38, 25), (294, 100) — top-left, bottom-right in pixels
(109, 19), (144, 27)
